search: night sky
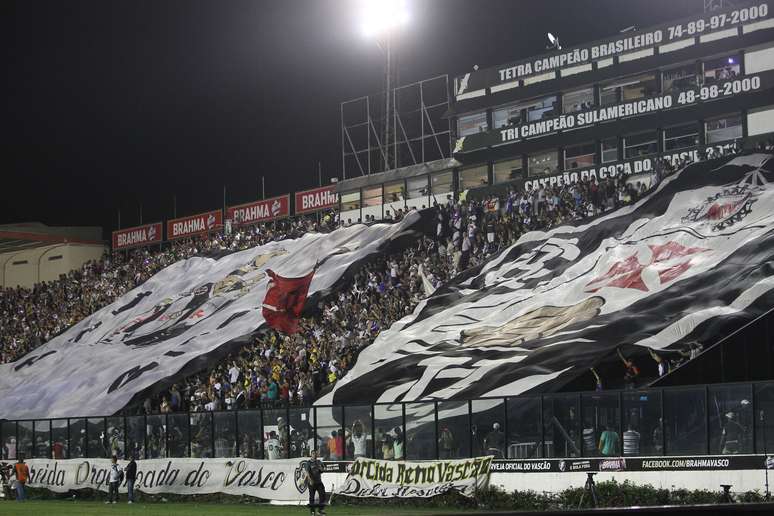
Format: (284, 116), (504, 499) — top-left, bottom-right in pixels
(1, 0), (703, 238)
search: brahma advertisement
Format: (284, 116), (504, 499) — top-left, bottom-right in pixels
(112, 222), (163, 250)
(166, 210), (223, 240)
(227, 195), (290, 225)
(295, 186), (338, 214)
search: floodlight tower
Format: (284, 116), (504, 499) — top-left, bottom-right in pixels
(360, 0), (409, 172)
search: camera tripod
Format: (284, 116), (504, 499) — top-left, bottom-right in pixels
(578, 472), (599, 508)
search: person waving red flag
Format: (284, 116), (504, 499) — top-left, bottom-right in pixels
(261, 265), (316, 334)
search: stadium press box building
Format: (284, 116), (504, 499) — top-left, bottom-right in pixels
(336, 1), (774, 221)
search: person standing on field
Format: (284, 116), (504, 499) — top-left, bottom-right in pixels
(125, 456), (137, 504)
(14, 456), (29, 502)
(304, 449), (326, 516)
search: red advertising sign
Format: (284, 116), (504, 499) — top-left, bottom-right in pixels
(294, 185), (339, 214)
(167, 210), (223, 240)
(112, 222), (163, 250)
(227, 195), (290, 225)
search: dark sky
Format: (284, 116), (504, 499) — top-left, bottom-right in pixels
(1, 0), (703, 237)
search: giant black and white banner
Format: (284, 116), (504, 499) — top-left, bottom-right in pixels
(339, 456), (493, 498)
(321, 154), (774, 405)
(20, 457), (307, 501)
(0, 214), (424, 419)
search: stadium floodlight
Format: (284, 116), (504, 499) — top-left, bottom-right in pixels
(359, 0), (410, 38)
(546, 32), (561, 50)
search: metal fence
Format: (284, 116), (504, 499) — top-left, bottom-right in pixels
(3, 380), (774, 462)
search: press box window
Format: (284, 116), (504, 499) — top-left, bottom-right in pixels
(383, 180), (404, 204)
(662, 65), (698, 93)
(362, 186), (382, 207)
(459, 165), (489, 190)
(458, 111), (488, 137)
(526, 96), (557, 122)
(493, 103), (523, 128)
(564, 142), (596, 170)
(563, 88), (594, 114)
(493, 158), (523, 184)
(705, 115), (743, 143)
(527, 150), (559, 177)
(340, 191), (360, 212)
(624, 132), (658, 159)
(601, 138), (619, 163)
(600, 74), (657, 105)
(406, 176), (429, 199)
(431, 170), (454, 196)
(664, 124), (699, 151)
(703, 56), (740, 84)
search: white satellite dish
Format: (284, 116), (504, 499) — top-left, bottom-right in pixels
(547, 32), (561, 50)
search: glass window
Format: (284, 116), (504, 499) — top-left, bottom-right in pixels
(755, 383), (774, 454)
(264, 408), (291, 460)
(190, 412), (213, 458)
(663, 64), (698, 93)
(33, 420), (50, 459)
(564, 142), (596, 170)
(624, 131), (658, 158)
(709, 384), (753, 454)
(87, 417), (106, 458)
(706, 115), (743, 143)
(374, 404), (403, 460)
(168, 413), (189, 458)
(601, 138), (619, 163)
(507, 397), (542, 459)
(437, 401), (470, 459)
(52, 419), (69, 459)
(237, 410), (262, 459)
(459, 165), (488, 190)
(383, 180), (404, 204)
(664, 388), (707, 455)
(543, 395), (581, 458)
(106, 416), (125, 459)
(214, 412), (237, 458)
(430, 171), (454, 198)
(563, 88), (595, 113)
(344, 405), (373, 459)
(528, 150), (559, 177)
(526, 96), (557, 122)
(405, 402), (436, 460)
(406, 176), (429, 199)
(703, 55), (741, 84)
(146, 415), (166, 459)
(126, 416), (145, 460)
(664, 124), (699, 151)
(69, 418), (87, 459)
(314, 406), (342, 461)
(623, 390), (663, 456)
(1, 421), (15, 460)
(340, 190), (359, 212)
(458, 111), (488, 136)
(493, 158), (523, 184)
(601, 74), (657, 105)
(581, 393), (621, 457)
(473, 399), (506, 459)
(362, 185), (382, 207)
(288, 407), (313, 459)
(17, 421), (33, 459)
(493, 102), (524, 128)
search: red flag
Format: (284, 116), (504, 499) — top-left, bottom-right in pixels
(261, 268), (315, 334)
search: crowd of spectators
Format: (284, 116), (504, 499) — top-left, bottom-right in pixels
(0, 217), (326, 364)
(1, 142), (750, 411)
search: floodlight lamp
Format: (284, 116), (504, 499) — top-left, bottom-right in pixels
(360, 0), (409, 38)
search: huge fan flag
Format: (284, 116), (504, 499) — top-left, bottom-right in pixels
(320, 154), (774, 406)
(0, 215), (424, 419)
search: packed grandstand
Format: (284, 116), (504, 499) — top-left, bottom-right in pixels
(3, 1), (774, 509)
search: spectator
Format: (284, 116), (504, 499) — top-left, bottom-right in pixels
(125, 456), (137, 504)
(598, 424), (620, 456)
(106, 455), (123, 504)
(484, 422), (505, 459)
(623, 424), (641, 456)
(13, 456), (29, 502)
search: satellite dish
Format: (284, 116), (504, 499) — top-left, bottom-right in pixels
(546, 32), (561, 50)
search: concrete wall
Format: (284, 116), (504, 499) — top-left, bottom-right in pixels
(1, 243), (107, 289)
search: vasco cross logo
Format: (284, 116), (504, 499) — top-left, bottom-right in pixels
(294, 460), (309, 493)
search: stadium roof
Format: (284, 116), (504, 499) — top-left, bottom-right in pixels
(0, 222), (104, 254)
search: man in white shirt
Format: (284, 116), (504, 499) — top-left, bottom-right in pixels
(106, 456), (123, 504)
(228, 363), (240, 385)
(351, 422), (369, 458)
